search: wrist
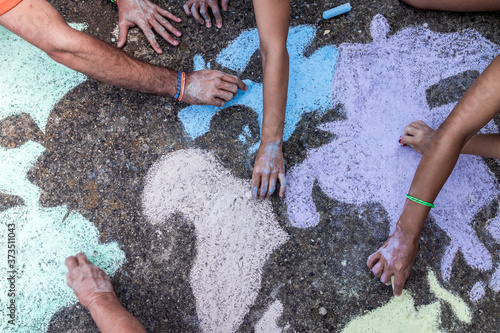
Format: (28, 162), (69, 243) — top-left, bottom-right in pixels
(87, 292), (120, 313)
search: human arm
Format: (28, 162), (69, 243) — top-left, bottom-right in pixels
(401, 120), (500, 158)
(401, 0), (500, 12)
(65, 253), (146, 333)
(0, 0), (246, 105)
(183, 0), (228, 28)
(368, 54), (500, 296)
(115, 0), (182, 54)
(250, 0), (289, 199)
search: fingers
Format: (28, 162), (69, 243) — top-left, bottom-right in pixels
(75, 252), (90, 265)
(65, 256), (78, 272)
(393, 272), (406, 296)
(208, 2), (222, 28)
(117, 20), (134, 48)
(278, 173), (286, 197)
(191, 3), (205, 25)
(200, 3), (211, 28)
(154, 12), (182, 37)
(137, 22), (162, 53)
(222, 0), (229, 11)
(259, 175), (269, 199)
(371, 262), (384, 278)
(183, 0), (194, 15)
(151, 20), (179, 47)
(366, 251), (381, 269)
(267, 173), (278, 198)
(251, 174), (260, 200)
(155, 6), (182, 23)
(221, 74), (247, 91)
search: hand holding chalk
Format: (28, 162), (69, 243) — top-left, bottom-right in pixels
(323, 3), (351, 20)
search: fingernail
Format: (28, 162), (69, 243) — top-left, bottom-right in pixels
(173, 41), (179, 46)
(398, 139), (401, 144)
(217, 23), (222, 28)
(402, 144), (407, 147)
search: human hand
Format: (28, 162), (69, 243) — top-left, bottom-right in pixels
(251, 141), (286, 199)
(182, 69), (247, 106)
(116, 0), (182, 54)
(400, 120), (435, 154)
(366, 224), (419, 296)
(65, 253), (117, 310)
(183, 0), (229, 28)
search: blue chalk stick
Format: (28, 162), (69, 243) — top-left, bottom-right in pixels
(323, 3), (351, 20)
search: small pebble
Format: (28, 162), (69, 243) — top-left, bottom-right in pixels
(341, 260), (347, 267)
(323, 30), (331, 35)
(319, 307), (327, 316)
(423, 23), (429, 28)
(111, 37), (116, 42)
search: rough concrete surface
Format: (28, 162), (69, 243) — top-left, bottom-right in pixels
(1, 0), (499, 332)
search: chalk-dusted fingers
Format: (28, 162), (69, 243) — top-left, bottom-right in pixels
(401, 120), (435, 154)
(184, 0), (227, 28)
(221, 74), (247, 92)
(267, 172), (278, 198)
(251, 173), (261, 200)
(183, 70), (246, 106)
(251, 141), (285, 200)
(207, 0), (223, 28)
(64, 253), (116, 310)
(278, 172), (286, 197)
(117, 0), (182, 53)
(393, 272), (407, 296)
(259, 176), (269, 199)
(221, 0), (229, 11)
(367, 223), (419, 295)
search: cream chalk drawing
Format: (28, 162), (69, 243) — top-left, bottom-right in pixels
(142, 149), (289, 332)
(0, 26), (125, 333)
(178, 26), (338, 151)
(342, 269), (471, 332)
(285, 15), (500, 300)
(0, 24), (87, 132)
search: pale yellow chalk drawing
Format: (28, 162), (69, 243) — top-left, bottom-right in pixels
(342, 269), (470, 333)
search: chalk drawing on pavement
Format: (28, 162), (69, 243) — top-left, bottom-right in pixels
(342, 269), (471, 332)
(285, 14), (500, 301)
(142, 149), (289, 332)
(0, 26), (124, 333)
(0, 24), (87, 132)
(178, 25), (338, 152)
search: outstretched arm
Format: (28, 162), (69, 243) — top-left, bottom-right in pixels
(65, 253), (147, 333)
(0, 0), (246, 105)
(368, 54), (500, 296)
(250, 0), (290, 199)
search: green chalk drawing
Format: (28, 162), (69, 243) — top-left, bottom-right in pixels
(0, 142), (43, 207)
(0, 24), (87, 132)
(342, 269), (471, 333)
(0, 24), (124, 332)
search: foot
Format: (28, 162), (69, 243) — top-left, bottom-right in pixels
(367, 224), (419, 296)
(400, 120), (435, 154)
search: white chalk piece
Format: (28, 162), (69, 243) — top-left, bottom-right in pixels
(322, 3), (351, 20)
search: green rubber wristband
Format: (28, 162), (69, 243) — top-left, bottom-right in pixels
(406, 194), (435, 208)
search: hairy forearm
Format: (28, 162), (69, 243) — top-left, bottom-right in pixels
(49, 30), (177, 96)
(89, 294), (146, 333)
(400, 55), (500, 232)
(0, 0), (177, 97)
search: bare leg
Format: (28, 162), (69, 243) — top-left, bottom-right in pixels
(401, 0), (500, 12)
(401, 120), (500, 158)
(65, 253), (146, 333)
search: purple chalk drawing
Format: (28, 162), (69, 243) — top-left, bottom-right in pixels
(469, 281), (486, 303)
(285, 15), (500, 300)
(178, 26), (338, 152)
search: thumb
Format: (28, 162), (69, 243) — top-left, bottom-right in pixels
(117, 21), (131, 48)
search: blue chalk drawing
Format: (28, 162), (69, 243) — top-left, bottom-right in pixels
(0, 24), (87, 133)
(0, 26), (125, 333)
(179, 26), (338, 151)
